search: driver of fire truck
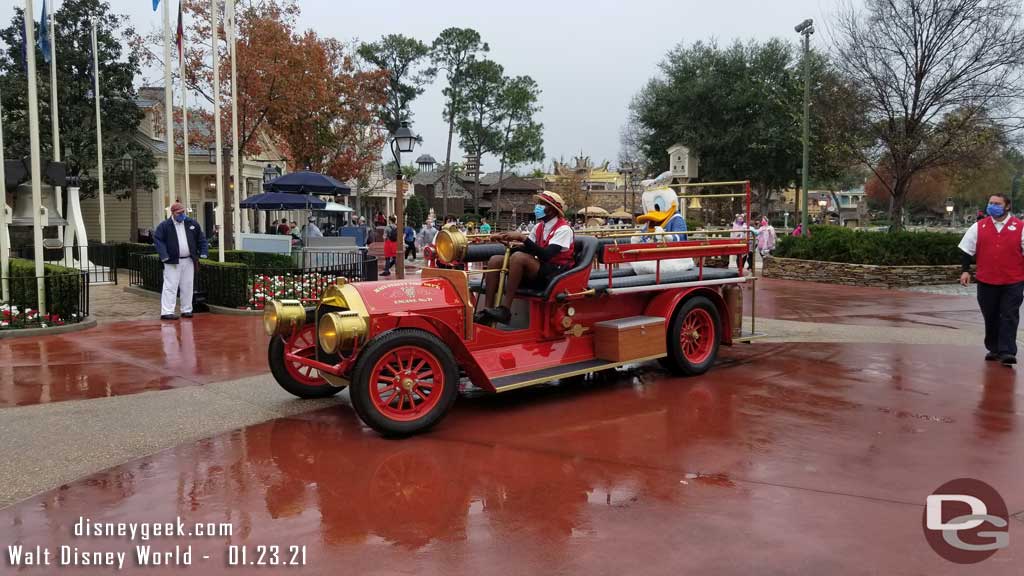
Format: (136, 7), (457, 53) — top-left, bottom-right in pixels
(476, 191), (575, 325)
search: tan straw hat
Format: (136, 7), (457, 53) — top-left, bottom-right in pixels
(534, 190), (566, 217)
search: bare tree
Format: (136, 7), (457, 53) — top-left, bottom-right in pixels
(618, 110), (647, 174)
(833, 0), (1024, 230)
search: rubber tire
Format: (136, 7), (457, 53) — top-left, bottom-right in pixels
(349, 329), (459, 436)
(660, 295), (721, 376)
(268, 310), (343, 399)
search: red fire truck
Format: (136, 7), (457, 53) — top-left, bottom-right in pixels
(263, 182), (758, 435)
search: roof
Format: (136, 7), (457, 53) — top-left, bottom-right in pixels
(410, 170), (474, 199)
(415, 154), (436, 165)
(482, 175), (545, 193)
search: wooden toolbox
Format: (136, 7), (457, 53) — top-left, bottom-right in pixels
(593, 316), (666, 362)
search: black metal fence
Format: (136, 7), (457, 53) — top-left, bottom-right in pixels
(0, 270), (90, 330)
(13, 243), (157, 285)
(130, 250), (378, 310)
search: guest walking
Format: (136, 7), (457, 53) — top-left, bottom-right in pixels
(959, 193), (1024, 366)
(153, 202), (208, 320)
(382, 215), (398, 276)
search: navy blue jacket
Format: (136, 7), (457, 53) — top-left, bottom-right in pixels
(153, 217), (209, 264)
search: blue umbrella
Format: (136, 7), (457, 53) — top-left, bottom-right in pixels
(263, 171), (351, 194)
(240, 192), (327, 210)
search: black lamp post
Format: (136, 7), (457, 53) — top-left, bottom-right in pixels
(390, 121), (419, 279)
(120, 152), (138, 240)
(620, 163), (633, 210)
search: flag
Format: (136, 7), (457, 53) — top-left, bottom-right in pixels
(224, 0), (235, 45)
(175, 0), (183, 59)
(37, 0), (51, 64)
(152, 0), (161, 11)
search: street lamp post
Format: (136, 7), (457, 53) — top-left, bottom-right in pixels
(120, 153), (137, 241)
(818, 198), (827, 224)
(1012, 174), (1021, 216)
(620, 163), (633, 210)
(390, 121), (419, 280)
(945, 197), (955, 226)
(796, 18), (814, 236)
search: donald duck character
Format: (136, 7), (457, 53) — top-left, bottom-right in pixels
(630, 187), (695, 275)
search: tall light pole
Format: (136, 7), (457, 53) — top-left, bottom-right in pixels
(390, 121), (418, 280)
(796, 18), (814, 236)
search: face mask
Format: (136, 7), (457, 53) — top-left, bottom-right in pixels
(987, 203), (1006, 218)
(173, 213), (186, 223)
(534, 204), (547, 219)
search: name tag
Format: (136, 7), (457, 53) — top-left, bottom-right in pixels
(1010, 225), (1018, 231)
(189, 226), (196, 230)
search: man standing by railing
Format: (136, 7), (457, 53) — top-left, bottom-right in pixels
(154, 203), (208, 320)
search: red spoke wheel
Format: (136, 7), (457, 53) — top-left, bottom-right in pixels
(660, 295), (721, 376)
(350, 330), (459, 436)
(268, 310), (343, 399)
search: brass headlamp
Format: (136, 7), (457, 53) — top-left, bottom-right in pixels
(318, 312), (368, 354)
(263, 299), (306, 337)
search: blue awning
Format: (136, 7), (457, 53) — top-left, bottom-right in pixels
(240, 192), (327, 210)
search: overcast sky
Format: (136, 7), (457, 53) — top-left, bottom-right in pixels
(3, 0), (839, 173)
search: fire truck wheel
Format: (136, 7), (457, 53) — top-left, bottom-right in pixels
(268, 312), (342, 399)
(350, 329), (459, 436)
(661, 295), (721, 376)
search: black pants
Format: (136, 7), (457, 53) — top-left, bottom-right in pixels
(976, 281), (1024, 356)
(405, 241), (416, 260)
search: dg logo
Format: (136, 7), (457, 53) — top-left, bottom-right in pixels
(923, 478), (1009, 564)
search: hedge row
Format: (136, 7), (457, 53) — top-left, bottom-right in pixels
(5, 258), (85, 319)
(136, 253), (273, 308)
(206, 249), (295, 269)
(773, 225), (961, 266)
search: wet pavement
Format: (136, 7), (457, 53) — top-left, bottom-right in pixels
(2, 278), (1022, 574)
(747, 278), (981, 329)
(0, 315), (267, 407)
(2, 341), (1021, 574)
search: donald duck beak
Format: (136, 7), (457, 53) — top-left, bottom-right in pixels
(636, 200), (678, 229)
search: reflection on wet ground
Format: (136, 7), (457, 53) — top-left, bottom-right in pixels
(0, 279), (986, 408)
(747, 278), (979, 328)
(3, 342), (1021, 574)
(0, 316), (267, 407)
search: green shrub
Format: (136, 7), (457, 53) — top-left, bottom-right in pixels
(773, 226), (961, 265)
(206, 249), (295, 269)
(5, 258), (84, 319)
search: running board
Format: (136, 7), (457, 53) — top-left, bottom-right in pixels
(492, 354), (666, 393)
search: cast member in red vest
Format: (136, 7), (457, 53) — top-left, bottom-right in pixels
(478, 191), (575, 325)
(959, 193), (1024, 366)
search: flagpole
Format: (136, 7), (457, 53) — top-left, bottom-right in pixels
(91, 19), (105, 244)
(0, 83), (9, 303)
(162, 0), (175, 212)
(229, 0), (241, 247)
(48, 8), (63, 244)
(25, 0), (47, 316)
(211, 0), (224, 263)
(179, 14), (191, 212)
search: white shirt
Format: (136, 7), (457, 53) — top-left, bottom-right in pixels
(527, 217), (573, 250)
(173, 219), (190, 258)
(957, 217), (1024, 256)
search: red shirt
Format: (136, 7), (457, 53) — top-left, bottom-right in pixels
(976, 216), (1024, 285)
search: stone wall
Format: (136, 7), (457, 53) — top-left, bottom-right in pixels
(762, 256), (963, 288)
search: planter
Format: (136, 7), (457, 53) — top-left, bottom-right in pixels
(762, 256), (963, 288)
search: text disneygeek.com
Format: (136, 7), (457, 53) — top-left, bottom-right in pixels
(7, 517), (308, 569)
